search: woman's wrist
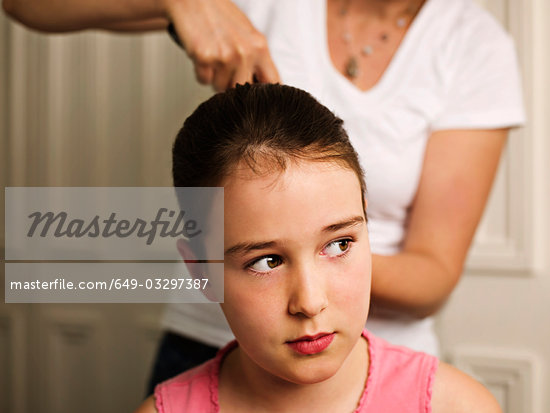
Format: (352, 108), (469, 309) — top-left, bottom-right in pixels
(156, 0), (179, 19)
(370, 252), (451, 318)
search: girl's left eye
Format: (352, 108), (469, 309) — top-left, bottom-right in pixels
(247, 255), (283, 273)
(323, 239), (352, 257)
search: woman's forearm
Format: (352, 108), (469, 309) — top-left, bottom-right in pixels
(2, 0), (166, 32)
(100, 17), (169, 32)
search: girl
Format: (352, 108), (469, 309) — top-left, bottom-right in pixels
(135, 83), (500, 412)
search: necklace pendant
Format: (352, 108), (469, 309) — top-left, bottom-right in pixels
(345, 56), (359, 79)
(342, 32), (353, 44)
(361, 45), (373, 56)
(397, 17), (407, 28)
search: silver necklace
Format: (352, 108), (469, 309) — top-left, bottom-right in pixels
(339, 0), (422, 79)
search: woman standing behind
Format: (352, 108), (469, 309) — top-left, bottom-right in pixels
(155, 0), (525, 367)
(4, 0), (525, 382)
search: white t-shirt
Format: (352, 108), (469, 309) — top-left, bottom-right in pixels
(162, 0), (525, 355)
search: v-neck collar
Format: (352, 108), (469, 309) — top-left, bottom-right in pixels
(317, 0), (440, 102)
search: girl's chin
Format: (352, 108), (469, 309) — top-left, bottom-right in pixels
(273, 357), (343, 385)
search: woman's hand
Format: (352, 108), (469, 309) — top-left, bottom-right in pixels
(163, 0), (280, 91)
(3, 0), (280, 91)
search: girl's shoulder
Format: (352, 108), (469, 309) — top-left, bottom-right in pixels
(431, 362), (502, 413)
(134, 395), (157, 413)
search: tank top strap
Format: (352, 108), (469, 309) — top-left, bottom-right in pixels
(357, 330), (438, 412)
(154, 340), (238, 413)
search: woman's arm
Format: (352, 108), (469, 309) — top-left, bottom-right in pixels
(2, 0), (279, 90)
(2, 0), (166, 32)
(370, 128), (508, 318)
(100, 18), (169, 32)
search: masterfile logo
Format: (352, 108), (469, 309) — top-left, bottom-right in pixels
(4, 187), (224, 304)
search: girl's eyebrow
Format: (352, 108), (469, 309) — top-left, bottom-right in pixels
(224, 216), (365, 257)
(321, 215), (365, 233)
(225, 241), (277, 257)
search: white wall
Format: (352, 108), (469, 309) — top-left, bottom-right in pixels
(437, 1), (550, 412)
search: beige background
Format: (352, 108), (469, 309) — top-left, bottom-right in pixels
(1, 0), (549, 411)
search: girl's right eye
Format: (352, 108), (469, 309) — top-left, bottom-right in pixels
(247, 255), (283, 273)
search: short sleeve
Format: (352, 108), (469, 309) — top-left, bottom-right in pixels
(230, 0), (251, 12)
(230, 0), (278, 31)
(432, 13), (526, 131)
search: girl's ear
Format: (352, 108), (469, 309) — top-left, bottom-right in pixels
(176, 238), (197, 261)
(175, 238), (219, 302)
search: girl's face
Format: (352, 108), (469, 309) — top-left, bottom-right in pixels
(221, 159), (371, 385)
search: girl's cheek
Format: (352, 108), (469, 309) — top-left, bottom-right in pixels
(333, 266), (370, 301)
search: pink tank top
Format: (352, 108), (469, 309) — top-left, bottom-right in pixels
(154, 330), (438, 412)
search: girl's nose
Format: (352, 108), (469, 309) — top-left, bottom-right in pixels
(287, 264), (328, 318)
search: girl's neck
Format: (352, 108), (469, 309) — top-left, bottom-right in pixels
(219, 335), (369, 412)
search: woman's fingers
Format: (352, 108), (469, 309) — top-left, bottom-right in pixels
(255, 51), (281, 84)
(228, 51), (259, 88)
(194, 63), (214, 85)
(165, 0), (279, 90)
(212, 61), (235, 92)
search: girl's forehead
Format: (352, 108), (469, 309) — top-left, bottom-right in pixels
(223, 159), (357, 190)
(221, 160), (368, 266)
(223, 161), (365, 233)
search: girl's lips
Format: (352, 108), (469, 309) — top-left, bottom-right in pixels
(286, 333), (335, 355)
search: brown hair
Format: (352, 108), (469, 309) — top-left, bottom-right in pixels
(172, 83), (366, 212)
